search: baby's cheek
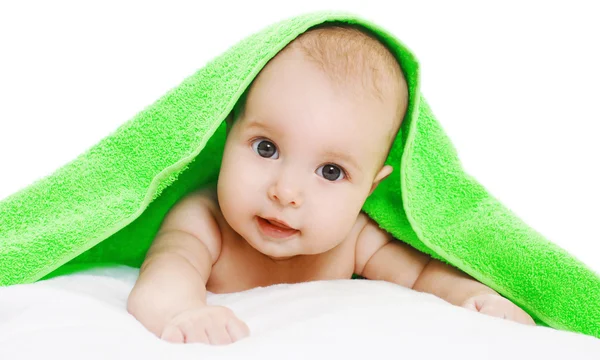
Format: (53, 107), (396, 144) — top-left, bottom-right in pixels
(312, 195), (360, 242)
(224, 168), (247, 199)
(219, 154), (254, 212)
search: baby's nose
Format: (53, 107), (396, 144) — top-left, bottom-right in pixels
(270, 189), (301, 207)
(268, 176), (303, 207)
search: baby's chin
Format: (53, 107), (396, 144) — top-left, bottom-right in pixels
(248, 237), (339, 262)
(247, 239), (302, 261)
(263, 253), (297, 262)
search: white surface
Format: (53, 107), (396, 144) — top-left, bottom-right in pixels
(0, 265), (598, 359)
(0, 1), (598, 273)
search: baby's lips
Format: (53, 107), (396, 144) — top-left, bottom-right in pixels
(263, 217), (296, 230)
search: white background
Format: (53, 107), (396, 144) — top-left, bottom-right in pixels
(0, 0), (598, 273)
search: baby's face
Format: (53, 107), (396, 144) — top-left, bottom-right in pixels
(217, 47), (398, 260)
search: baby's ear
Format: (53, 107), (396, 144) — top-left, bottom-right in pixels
(369, 165), (393, 196)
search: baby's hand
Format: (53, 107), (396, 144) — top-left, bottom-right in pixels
(160, 305), (250, 345)
(461, 293), (535, 325)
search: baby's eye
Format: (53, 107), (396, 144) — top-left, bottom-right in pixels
(316, 164), (346, 182)
(251, 139), (279, 159)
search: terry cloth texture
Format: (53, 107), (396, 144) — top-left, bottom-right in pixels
(0, 11), (598, 337)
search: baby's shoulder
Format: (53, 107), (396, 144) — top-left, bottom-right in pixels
(174, 186), (219, 215)
(158, 186), (224, 261)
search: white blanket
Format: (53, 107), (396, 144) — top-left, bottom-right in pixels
(0, 266), (598, 360)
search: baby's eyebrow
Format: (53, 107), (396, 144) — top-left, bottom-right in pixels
(322, 149), (360, 171)
(244, 119), (273, 133)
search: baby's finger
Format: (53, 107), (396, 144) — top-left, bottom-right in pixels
(226, 318), (250, 342)
(479, 305), (505, 319)
(206, 324), (233, 345)
(179, 321), (210, 344)
(513, 309), (536, 325)
(461, 300), (478, 312)
(161, 325), (185, 344)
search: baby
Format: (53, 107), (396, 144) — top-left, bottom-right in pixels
(127, 24), (535, 345)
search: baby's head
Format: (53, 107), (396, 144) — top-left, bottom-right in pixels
(218, 24), (408, 260)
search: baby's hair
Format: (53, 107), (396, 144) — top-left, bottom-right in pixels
(291, 23), (405, 106)
(232, 22), (408, 146)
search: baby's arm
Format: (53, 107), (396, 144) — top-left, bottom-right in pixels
(127, 191), (249, 344)
(355, 214), (534, 324)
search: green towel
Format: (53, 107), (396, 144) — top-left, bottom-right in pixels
(0, 11), (598, 338)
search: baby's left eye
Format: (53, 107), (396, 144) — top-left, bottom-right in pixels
(316, 164), (346, 182)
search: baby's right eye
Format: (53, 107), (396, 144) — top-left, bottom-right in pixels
(251, 139), (279, 159)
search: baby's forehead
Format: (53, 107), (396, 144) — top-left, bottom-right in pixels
(234, 24), (406, 160)
(278, 25), (405, 137)
(285, 24), (405, 104)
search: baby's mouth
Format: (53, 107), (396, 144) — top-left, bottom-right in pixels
(256, 216), (299, 239)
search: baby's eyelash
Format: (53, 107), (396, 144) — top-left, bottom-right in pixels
(247, 136), (274, 146)
(338, 166), (350, 181)
(323, 163), (351, 182)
